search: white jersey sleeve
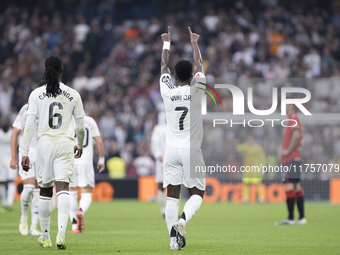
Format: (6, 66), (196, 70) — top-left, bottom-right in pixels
(13, 104), (28, 130)
(88, 117), (100, 138)
(13, 104), (38, 157)
(160, 72), (206, 149)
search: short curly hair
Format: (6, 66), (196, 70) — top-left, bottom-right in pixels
(175, 60), (193, 82)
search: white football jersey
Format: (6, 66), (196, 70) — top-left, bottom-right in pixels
(160, 72), (206, 149)
(12, 104), (38, 158)
(74, 116), (101, 165)
(26, 83), (85, 140)
(0, 128), (12, 166)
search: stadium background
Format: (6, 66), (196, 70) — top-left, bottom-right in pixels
(1, 0), (340, 203)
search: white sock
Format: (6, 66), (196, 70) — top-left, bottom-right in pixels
(0, 183), (6, 206)
(79, 192), (92, 215)
(6, 182), (16, 207)
(39, 196), (52, 240)
(165, 197), (179, 237)
(157, 190), (166, 215)
(179, 194), (203, 227)
(21, 184), (34, 219)
(31, 189), (40, 229)
(69, 191), (78, 230)
(57, 191), (70, 238)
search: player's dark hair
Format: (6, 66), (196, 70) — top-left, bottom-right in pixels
(175, 60), (193, 82)
(43, 56), (63, 98)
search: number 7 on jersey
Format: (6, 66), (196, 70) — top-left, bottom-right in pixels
(175, 107), (188, 130)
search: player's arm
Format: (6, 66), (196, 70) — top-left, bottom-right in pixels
(22, 114), (36, 171)
(10, 127), (21, 169)
(189, 27), (204, 74)
(21, 95), (38, 171)
(74, 118), (85, 158)
(73, 92), (86, 158)
(161, 26), (171, 75)
(282, 130), (300, 156)
(93, 136), (105, 173)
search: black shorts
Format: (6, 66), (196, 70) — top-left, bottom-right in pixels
(281, 160), (302, 184)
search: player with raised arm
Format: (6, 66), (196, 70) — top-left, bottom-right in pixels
(276, 104), (306, 225)
(160, 26), (206, 250)
(151, 112), (166, 218)
(10, 104), (41, 236)
(69, 115), (105, 233)
(21, 56), (85, 249)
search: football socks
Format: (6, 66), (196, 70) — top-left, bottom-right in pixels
(57, 191), (70, 238)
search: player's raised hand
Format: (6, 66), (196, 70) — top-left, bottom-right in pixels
(161, 26), (171, 42)
(21, 156), (30, 172)
(188, 27), (199, 43)
(74, 145), (83, 158)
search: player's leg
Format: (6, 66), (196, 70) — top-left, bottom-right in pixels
(0, 181), (6, 208)
(79, 185), (92, 214)
(156, 160), (166, 218)
(54, 138), (75, 249)
(294, 182), (306, 224)
(38, 186), (53, 248)
(30, 180), (41, 235)
(157, 183), (166, 218)
(76, 164), (95, 232)
(5, 167), (17, 209)
(175, 148), (205, 248)
(286, 182), (295, 220)
(166, 184), (181, 250)
(55, 181), (70, 249)
(178, 186), (204, 228)
(69, 166), (79, 233)
(242, 178), (250, 203)
(35, 139), (53, 247)
(163, 148), (182, 250)
(19, 177), (35, 235)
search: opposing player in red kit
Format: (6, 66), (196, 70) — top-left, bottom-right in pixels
(276, 104), (306, 225)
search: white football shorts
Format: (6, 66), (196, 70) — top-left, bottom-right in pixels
(35, 138), (74, 188)
(163, 147), (205, 191)
(69, 164), (95, 188)
(155, 159), (164, 184)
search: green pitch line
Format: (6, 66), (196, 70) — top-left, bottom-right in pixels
(0, 201), (339, 254)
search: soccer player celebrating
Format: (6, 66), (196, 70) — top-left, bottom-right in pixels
(69, 115), (105, 233)
(151, 112), (166, 218)
(10, 104), (41, 235)
(276, 104), (306, 225)
(160, 26), (206, 250)
(21, 55), (85, 249)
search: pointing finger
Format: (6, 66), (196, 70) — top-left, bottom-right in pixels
(168, 26), (171, 35)
(188, 26), (192, 34)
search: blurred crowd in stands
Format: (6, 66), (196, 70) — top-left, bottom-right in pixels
(1, 0), (340, 179)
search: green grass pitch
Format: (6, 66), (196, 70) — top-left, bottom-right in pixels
(1, 200), (339, 254)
